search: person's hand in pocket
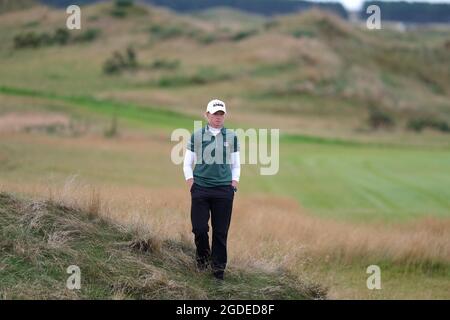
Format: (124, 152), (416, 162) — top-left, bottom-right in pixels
(231, 180), (238, 192)
(187, 178), (194, 191)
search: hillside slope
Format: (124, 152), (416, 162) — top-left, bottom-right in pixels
(0, 2), (449, 139)
(0, 192), (326, 299)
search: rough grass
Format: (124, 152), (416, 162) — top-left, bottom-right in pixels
(0, 192), (325, 299)
(2, 180), (449, 299)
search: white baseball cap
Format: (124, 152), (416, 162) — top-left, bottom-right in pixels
(206, 99), (226, 114)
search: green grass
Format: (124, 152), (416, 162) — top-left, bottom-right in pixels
(1, 85), (449, 222)
(0, 192), (323, 299)
(0, 134), (177, 189)
(0, 85), (195, 130)
(2, 123), (449, 223)
(307, 261), (450, 299)
(241, 141), (450, 222)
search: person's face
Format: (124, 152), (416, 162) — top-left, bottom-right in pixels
(206, 111), (225, 128)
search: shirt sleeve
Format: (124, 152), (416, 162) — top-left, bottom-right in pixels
(231, 151), (240, 182)
(183, 149), (196, 180)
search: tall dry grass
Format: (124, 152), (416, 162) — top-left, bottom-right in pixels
(2, 176), (449, 277)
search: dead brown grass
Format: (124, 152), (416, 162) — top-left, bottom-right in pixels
(0, 112), (70, 133)
(2, 177), (448, 275)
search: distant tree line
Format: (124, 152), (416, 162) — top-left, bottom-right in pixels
(37, 0), (450, 23)
(360, 1), (450, 23)
(145, 0), (348, 18)
(37, 0), (348, 18)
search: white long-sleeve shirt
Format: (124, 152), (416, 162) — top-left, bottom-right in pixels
(183, 127), (240, 182)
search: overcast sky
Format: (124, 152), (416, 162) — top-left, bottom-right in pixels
(309, 0), (450, 11)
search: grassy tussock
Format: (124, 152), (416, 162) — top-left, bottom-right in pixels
(0, 189), (326, 299)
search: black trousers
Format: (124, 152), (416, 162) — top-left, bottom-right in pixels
(190, 183), (235, 274)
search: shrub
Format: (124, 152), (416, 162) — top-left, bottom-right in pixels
(231, 30), (258, 42)
(13, 31), (61, 48)
(110, 7), (127, 18)
(14, 28), (100, 49)
(73, 29), (100, 43)
(103, 59), (120, 74)
(110, 0), (134, 17)
(407, 117), (450, 133)
(103, 47), (138, 74)
(156, 75), (191, 87)
(197, 33), (216, 44)
(115, 0), (134, 7)
(14, 32), (42, 48)
(53, 28), (70, 45)
(367, 106), (395, 129)
(39, 32), (54, 46)
(126, 47), (137, 68)
(292, 29), (315, 38)
(149, 25), (184, 40)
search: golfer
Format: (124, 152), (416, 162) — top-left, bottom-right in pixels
(183, 99), (240, 280)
